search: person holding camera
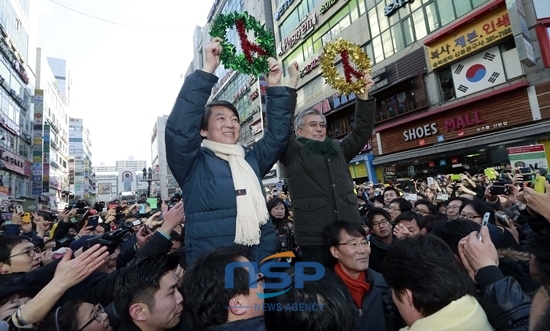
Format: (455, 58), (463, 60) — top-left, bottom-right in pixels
(165, 37), (298, 268)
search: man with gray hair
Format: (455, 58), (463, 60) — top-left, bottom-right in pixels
(280, 72), (375, 265)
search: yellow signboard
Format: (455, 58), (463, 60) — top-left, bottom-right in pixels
(428, 6), (512, 70)
(348, 163), (367, 179)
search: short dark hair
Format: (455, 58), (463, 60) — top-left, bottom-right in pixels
(414, 200), (438, 215)
(200, 100), (240, 131)
(447, 197), (471, 209)
(114, 253), (179, 321)
(529, 228), (550, 289)
(395, 211), (426, 231)
(381, 235), (475, 317)
(183, 246), (252, 330)
(264, 267), (354, 331)
(383, 186), (400, 197)
(36, 300), (82, 331)
(459, 199), (495, 224)
(389, 198), (413, 212)
(430, 219), (480, 255)
(365, 207), (391, 227)
(0, 236), (31, 265)
(324, 221), (366, 248)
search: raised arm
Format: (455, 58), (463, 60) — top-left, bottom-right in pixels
(252, 59), (295, 176)
(165, 38), (222, 187)
(340, 72), (376, 162)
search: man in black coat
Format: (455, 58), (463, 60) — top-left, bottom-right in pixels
(280, 72), (376, 265)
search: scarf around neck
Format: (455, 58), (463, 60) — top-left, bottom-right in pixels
(296, 136), (338, 158)
(334, 263), (371, 308)
(202, 139), (269, 246)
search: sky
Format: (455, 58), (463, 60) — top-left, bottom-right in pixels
(32, 0), (214, 166)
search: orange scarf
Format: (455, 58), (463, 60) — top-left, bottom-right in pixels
(334, 263), (371, 308)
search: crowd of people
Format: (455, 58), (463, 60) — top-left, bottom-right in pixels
(0, 37), (547, 331)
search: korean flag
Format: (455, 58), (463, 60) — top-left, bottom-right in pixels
(451, 46), (506, 98)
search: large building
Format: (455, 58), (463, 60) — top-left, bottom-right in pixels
(94, 169), (148, 203)
(271, 0), (550, 183)
(92, 163), (116, 173)
(0, 0), (34, 201)
(46, 57), (70, 104)
(189, 0), (282, 186)
(115, 157), (146, 172)
(68, 118), (93, 201)
(150, 115), (179, 198)
(33, 47), (70, 210)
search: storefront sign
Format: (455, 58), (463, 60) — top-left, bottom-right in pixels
(300, 57), (321, 77)
(320, 0), (344, 15)
(274, 0), (295, 21)
(403, 123), (438, 141)
(279, 13), (318, 56)
(444, 110), (484, 131)
(249, 89), (259, 101)
(233, 83), (249, 102)
(1, 114), (20, 135)
(427, 6), (512, 69)
(507, 145), (548, 176)
(312, 92), (356, 114)
(0, 149), (29, 176)
(384, 0), (414, 17)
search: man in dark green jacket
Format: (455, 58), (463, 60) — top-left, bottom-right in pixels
(280, 72), (376, 265)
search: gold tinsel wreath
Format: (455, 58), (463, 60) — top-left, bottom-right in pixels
(320, 38), (372, 95)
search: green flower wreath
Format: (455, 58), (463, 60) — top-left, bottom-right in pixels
(210, 11), (276, 76)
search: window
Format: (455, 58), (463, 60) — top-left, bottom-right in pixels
(437, 0), (456, 27)
(279, 9), (300, 39)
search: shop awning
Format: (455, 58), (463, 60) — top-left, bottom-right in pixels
(372, 121), (550, 166)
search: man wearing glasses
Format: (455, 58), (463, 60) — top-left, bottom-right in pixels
(325, 221), (404, 331)
(364, 208), (395, 273)
(0, 236), (41, 288)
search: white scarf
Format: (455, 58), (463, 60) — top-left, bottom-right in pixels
(202, 139), (269, 246)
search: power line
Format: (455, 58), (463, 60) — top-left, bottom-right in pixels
(49, 0), (193, 32)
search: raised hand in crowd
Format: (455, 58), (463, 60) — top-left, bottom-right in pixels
(357, 71), (375, 100)
(522, 182), (550, 221)
(266, 57), (282, 87)
(458, 226), (499, 282)
(160, 201), (185, 235)
(136, 226), (151, 249)
(393, 223), (413, 240)
(146, 211), (162, 227)
(202, 37), (222, 74)
(287, 61), (300, 88)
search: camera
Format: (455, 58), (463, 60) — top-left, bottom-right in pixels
(82, 221), (136, 255)
(490, 185), (510, 195)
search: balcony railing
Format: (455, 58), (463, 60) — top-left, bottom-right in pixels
(375, 98), (429, 123)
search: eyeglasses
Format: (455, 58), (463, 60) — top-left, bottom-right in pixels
(459, 213), (482, 221)
(338, 240), (370, 249)
(9, 246), (40, 258)
(371, 219), (390, 228)
(388, 206), (400, 212)
(77, 304), (105, 331)
(445, 205), (460, 210)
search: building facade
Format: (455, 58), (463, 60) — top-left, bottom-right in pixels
(95, 169), (148, 203)
(46, 57), (70, 104)
(115, 157), (146, 172)
(92, 163), (116, 173)
(271, 0), (550, 183)
(190, 0), (284, 186)
(33, 48), (70, 210)
(0, 0), (33, 201)
(151, 115), (179, 198)
(68, 118), (93, 201)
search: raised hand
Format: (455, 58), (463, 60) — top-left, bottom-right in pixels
(287, 61), (300, 88)
(267, 57), (282, 87)
(357, 71), (375, 100)
(203, 37), (223, 74)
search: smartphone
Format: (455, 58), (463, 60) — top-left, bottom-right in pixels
(520, 167), (531, 174)
(15, 205), (24, 215)
(132, 219), (142, 227)
(490, 185), (509, 195)
(87, 216), (100, 228)
(427, 177), (435, 186)
(450, 174), (461, 181)
(478, 212), (491, 241)
(139, 204), (147, 214)
(115, 206), (122, 213)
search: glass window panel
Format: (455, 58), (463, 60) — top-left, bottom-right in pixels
(412, 9), (428, 40)
(309, 0), (323, 10)
(302, 39), (314, 60)
(313, 38), (323, 52)
(403, 17), (414, 45)
(372, 35), (384, 62)
(338, 14), (351, 31)
(357, 0), (366, 16)
(279, 9), (300, 39)
(382, 29), (394, 57)
(284, 46), (304, 75)
(425, 2), (439, 32)
(366, 0), (376, 10)
(410, 0), (422, 11)
(391, 24), (405, 52)
(312, 23), (330, 41)
(330, 6), (350, 25)
(322, 30), (334, 45)
(455, 0), (472, 17)
(437, 0), (455, 27)
(368, 8), (380, 37)
(349, 0), (360, 21)
(363, 43), (375, 65)
(298, 0), (309, 20)
(377, 1), (389, 32)
(472, 0), (488, 8)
